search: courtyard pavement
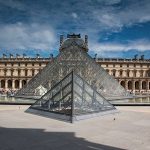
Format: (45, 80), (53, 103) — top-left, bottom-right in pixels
(0, 105), (150, 150)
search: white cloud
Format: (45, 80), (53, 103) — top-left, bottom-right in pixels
(0, 0), (26, 11)
(0, 0), (150, 56)
(71, 12), (78, 19)
(92, 0), (150, 31)
(90, 39), (150, 53)
(0, 23), (56, 50)
(1, 0), (150, 34)
(104, 0), (121, 5)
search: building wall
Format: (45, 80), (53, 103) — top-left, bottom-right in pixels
(0, 56), (150, 95)
(96, 58), (150, 95)
(0, 57), (49, 92)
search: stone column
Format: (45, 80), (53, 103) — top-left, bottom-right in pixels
(143, 70), (146, 77)
(139, 80), (142, 92)
(12, 80), (15, 90)
(130, 70), (133, 77)
(34, 69), (39, 76)
(0, 81), (1, 88)
(136, 70), (140, 77)
(146, 80), (149, 91)
(27, 79), (30, 83)
(5, 80), (8, 90)
(122, 70), (126, 77)
(109, 69), (112, 75)
(132, 80), (135, 92)
(115, 70), (119, 77)
(125, 80), (128, 90)
(19, 80), (22, 89)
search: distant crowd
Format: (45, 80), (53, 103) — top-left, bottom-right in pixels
(0, 89), (17, 96)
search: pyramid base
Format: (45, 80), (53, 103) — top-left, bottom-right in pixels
(72, 109), (118, 122)
(26, 108), (72, 122)
(26, 108), (118, 123)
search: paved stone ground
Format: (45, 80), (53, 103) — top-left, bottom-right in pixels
(0, 105), (150, 150)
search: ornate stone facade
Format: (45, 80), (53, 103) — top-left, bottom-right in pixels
(0, 55), (49, 92)
(96, 57), (150, 95)
(0, 55), (150, 95)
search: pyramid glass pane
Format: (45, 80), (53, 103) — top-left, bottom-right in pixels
(28, 71), (116, 122)
(73, 74), (115, 116)
(31, 72), (73, 116)
(16, 35), (131, 100)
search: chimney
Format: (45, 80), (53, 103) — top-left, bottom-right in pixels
(85, 35), (88, 47)
(16, 54), (20, 58)
(36, 53), (40, 58)
(141, 55), (144, 60)
(60, 35), (64, 46)
(23, 53), (26, 58)
(134, 54), (138, 60)
(9, 54), (13, 58)
(3, 54), (7, 58)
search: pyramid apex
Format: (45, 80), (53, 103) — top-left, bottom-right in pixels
(59, 34), (88, 52)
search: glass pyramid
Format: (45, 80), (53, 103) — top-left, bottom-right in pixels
(15, 34), (131, 100)
(27, 71), (116, 122)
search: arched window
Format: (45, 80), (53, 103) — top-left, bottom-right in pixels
(142, 81), (146, 89)
(135, 81), (139, 90)
(128, 81), (132, 90)
(8, 80), (12, 88)
(1, 80), (5, 88)
(15, 80), (19, 89)
(120, 81), (125, 88)
(22, 80), (27, 87)
(112, 69), (116, 76)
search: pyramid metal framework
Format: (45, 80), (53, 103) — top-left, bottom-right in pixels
(15, 34), (130, 100)
(27, 71), (116, 122)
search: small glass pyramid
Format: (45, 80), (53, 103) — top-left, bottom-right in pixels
(27, 71), (116, 123)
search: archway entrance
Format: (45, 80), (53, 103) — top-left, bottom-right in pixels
(120, 81), (125, 88)
(15, 80), (19, 89)
(1, 80), (5, 88)
(8, 80), (12, 89)
(142, 81), (146, 90)
(135, 81), (139, 90)
(128, 81), (132, 90)
(22, 80), (27, 87)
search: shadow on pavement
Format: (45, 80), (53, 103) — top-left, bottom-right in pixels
(0, 127), (125, 150)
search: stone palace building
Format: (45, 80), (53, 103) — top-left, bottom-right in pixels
(0, 53), (150, 95)
(0, 33), (150, 96)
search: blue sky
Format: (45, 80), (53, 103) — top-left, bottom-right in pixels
(0, 0), (150, 58)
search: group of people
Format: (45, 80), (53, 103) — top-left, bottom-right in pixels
(0, 89), (17, 97)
